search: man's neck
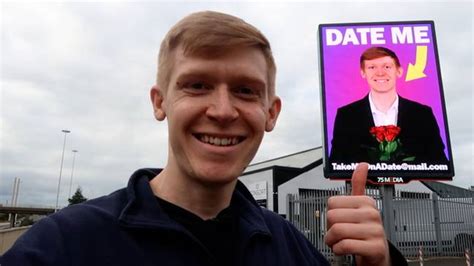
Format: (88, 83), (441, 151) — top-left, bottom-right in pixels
(149, 167), (237, 220)
(369, 90), (398, 113)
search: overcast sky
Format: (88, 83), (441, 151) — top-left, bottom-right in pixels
(1, 1), (472, 207)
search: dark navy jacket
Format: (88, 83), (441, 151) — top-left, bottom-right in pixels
(1, 168), (329, 266)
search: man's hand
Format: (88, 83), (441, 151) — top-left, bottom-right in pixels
(324, 163), (390, 266)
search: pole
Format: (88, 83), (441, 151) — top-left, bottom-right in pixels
(419, 245), (424, 266)
(333, 181), (353, 266)
(11, 177), (17, 207)
(466, 248), (471, 266)
(14, 178), (20, 206)
(55, 129), (70, 211)
(432, 193), (443, 255)
(381, 184), (397, 243)
(68, 150), (78, 198)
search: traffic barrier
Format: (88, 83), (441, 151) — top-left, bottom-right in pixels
(466, 248), (471, 266)
(419, 246), (424, 266)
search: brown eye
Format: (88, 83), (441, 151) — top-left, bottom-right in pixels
(234, 86), (260, 100)
(183, 82), (212, 94)
(190, 83), (206, 90)
(237, 87), (254, 95)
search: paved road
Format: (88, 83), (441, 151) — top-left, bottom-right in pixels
(408, 257), (469, 266)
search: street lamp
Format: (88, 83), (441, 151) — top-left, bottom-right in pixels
(55, 129), (70, 211)
(11, 177), (21, 207)
(68, 149), (78, 199)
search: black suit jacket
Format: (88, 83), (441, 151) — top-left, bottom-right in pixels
(329, 95), (448, 164)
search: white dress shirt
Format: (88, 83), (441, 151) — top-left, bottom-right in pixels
(369, 93), (399, 126)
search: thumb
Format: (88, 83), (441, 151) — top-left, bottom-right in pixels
(351, 162), (369, 196)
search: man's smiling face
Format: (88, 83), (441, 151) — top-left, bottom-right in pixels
(361, 56), (403, 94)
(151, 46), (280, 186)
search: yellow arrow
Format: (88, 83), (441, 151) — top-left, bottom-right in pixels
(405, 45), (428, 81)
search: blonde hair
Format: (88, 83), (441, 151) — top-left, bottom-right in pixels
(157, 11), (276, 96)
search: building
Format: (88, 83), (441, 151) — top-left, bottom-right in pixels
(239, 147), (437, 216)
(239, 147), (473, 259)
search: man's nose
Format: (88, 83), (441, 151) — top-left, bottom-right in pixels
(376, 67), (386, 75)
(205, 86), (239, 124)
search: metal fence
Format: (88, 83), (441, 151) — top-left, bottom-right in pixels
(286, 186), (474, 262)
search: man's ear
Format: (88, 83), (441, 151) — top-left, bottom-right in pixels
(361, 69), (366, 78)
(397, 67), (404, 78)
(265, 96), (282, 132)
(150, 85), (166, 121)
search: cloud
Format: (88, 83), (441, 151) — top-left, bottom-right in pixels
(1, 2), (472, 206)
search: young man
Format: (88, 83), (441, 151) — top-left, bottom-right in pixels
(1, 12), (405, 266)
(330, 47), (447, 164)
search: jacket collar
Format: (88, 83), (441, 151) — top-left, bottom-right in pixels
(362, 94), (408, 127)
(118, 168), (271, 238)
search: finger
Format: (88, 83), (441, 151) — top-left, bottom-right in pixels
(324, 223), (384, 247)
(330, 239), (387, 259)
(351, 162), (369, 196)
(326, 207), (381, 228)
(327, 196), (376, 210)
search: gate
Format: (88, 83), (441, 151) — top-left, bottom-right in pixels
(287, 187), (474, 262)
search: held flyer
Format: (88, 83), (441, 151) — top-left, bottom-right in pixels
(318, 21), (454, 183)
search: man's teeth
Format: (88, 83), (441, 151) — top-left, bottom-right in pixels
(199, 135), (239, 146)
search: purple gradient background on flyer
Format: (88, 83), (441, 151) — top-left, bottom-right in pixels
(321, 23), (449, 159)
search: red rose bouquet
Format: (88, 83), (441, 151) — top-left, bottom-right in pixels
(369, 125), (415, 162)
